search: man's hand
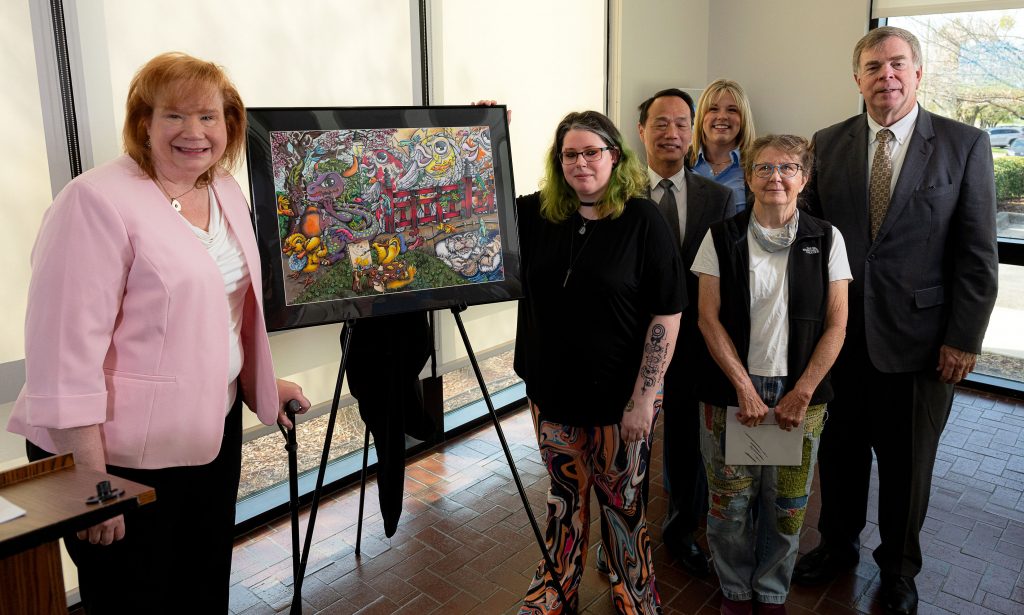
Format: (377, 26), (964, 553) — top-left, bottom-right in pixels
(937, 345), (977, 384)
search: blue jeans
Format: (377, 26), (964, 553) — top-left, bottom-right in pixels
(698, 375), (826, 604)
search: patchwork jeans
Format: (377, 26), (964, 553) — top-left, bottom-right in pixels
(698, 375), (826, 604)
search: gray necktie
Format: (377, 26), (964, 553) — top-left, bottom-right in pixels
(657, 178), (681, 245)
(869, 129), (894, 240)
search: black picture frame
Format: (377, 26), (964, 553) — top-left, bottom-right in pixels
(245, 105), (521, 331)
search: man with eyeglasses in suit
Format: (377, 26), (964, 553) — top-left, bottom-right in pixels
(594, 88), (736, 579)
(794, 27), (998, 615)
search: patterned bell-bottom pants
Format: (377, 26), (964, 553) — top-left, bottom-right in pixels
(520, 405), (661, 615)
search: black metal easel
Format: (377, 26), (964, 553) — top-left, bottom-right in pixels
(280, 307), (569, 614)
(279, 320), (355, 614)
(446, 305), (570, 610)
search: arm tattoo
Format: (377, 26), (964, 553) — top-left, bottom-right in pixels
(625, 399), (635, 413)
(639, 323), (669, 396)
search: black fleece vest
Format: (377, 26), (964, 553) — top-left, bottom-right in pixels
(698, 208), (835, 407)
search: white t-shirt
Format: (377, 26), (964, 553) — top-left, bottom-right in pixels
(691, 223), (852, 377)
(186, 187), (250, 414)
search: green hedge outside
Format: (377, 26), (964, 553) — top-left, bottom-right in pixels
(994, 157), (1024, 201)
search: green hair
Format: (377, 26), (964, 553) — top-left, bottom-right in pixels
(539, 110), (648, 223)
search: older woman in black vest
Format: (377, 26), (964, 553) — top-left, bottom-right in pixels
(690, 135), (851, 615)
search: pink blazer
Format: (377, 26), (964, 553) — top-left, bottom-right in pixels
(7, 156), (279, 469)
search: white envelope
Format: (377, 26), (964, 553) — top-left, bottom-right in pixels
(724, 406), (802, 466)
(0, 495), (26, 524)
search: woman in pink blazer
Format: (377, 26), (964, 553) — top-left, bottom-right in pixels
(6, 52), (309, 614)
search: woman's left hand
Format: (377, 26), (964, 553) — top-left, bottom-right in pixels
(276, 379), (310, 429)
(619, 395), (655, 443)
(774, 387), (811, 431)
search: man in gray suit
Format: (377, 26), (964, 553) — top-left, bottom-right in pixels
(794, 27), (998, 615)
(634, 88), (735, 576)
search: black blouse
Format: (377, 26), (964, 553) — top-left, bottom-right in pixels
(514, 193), (686, 426)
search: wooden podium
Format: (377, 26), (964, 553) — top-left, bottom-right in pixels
(0, 454), (156, 615)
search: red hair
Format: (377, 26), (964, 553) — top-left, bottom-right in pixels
(123, 52), (246, 186)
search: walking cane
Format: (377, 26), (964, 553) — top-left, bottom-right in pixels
(278, 399), (302, 606)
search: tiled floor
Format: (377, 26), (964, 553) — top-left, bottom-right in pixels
(229, 388), (1024, 614)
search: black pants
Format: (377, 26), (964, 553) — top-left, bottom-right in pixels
(660, 372), (708, 543)
(27, 398), (243, 615)
(815, 338), (954, 578)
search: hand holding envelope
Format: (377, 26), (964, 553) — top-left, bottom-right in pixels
(725, 406), (802, 465)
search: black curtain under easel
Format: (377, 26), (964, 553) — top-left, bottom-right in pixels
(344, 310), (439, 537)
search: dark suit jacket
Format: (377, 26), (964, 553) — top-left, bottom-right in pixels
(653, 171), (736, 394)
(805, 107), (998, 373)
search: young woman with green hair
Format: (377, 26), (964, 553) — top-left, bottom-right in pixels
(515, 109), (685, 615)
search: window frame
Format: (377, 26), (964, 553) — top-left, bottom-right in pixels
(873, 13), (1024, 399)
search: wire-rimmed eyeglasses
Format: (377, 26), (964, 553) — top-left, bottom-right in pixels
(751, 162), (803, 179)
(559, 146), (613, 165)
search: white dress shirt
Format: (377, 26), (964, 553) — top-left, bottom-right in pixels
(867, 103), (919, 198)
(647, 166), (688, 239)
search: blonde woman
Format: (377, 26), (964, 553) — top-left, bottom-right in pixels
(689, 79), (756, 210)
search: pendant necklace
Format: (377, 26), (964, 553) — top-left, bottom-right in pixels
(154, 178), (196, 212)
(564, 213), (598, 287)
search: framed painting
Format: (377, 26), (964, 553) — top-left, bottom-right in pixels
(245, 105), (521, 331)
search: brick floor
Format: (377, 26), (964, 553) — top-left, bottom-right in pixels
(229, 388), (1024, 614)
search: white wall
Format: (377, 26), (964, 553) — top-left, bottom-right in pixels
(432, 0), (606, 197)
(614, 1), (869, 159)
(615, 0), (710, 159)
(707, 0), (870, 139)
(429, 0), (607, 370)
(72, 0), (415, 170)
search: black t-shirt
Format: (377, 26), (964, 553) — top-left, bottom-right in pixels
(515, 193), (686, 426)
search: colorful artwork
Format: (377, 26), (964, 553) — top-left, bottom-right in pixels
(246, 105), (520, 329)
(269, 126), (503, 305)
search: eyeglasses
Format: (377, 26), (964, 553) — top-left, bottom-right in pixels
(559, 147), (613, 165)
(751, 163), (803, 179)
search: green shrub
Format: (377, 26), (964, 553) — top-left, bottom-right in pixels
(994, 157), (1024, 201)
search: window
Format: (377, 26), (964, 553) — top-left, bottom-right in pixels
(46, 0), (606, 521)
(889, 9), (1024, 387)
(0, 1), (53, 369)
(426, 0), (606, 426)
(8, 0), (608, 532)
(975, 264), (1024, 383)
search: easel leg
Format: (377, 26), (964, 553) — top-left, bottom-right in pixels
(449, 306), (571, 612)
(284, 419), (300, 588)
(288, 320), (356, 615)
(355, 427), (370, 555)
